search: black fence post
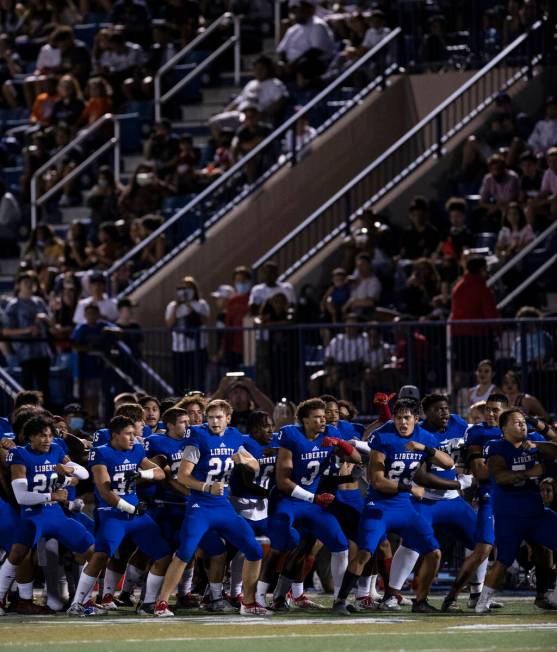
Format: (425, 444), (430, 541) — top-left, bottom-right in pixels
(519, 320), (528, 394)
(344, 193), (352, 236)
(435, 112), (443, 158)
(407, 324), (416, 386)
(297, 326), (305, 402)
(291, 124), (298, 167)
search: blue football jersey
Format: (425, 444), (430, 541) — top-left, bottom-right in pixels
(184, 424), (246, 503)
(485, 438), (544, 516)
(464, 422), (502, 483)
(88, 443), (146, 511)
(93, 424), (151, 448)
(276, 424), (338, 494)
(336, 420), (364, 440)
(7, 443), (66, 513)
(144, 433), (189, 503)
(368, 427), (439, 503)
(0, 417), (14, 440)
(241, 433), (280, 493)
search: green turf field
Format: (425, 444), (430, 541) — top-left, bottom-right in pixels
(0, 597), (556, 652)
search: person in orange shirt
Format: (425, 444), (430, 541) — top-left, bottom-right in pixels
(29, 76), (59, 126)
(79, 77), (112, 127)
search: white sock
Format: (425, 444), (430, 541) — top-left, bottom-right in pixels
(477, 584), (495, 607)
(256, 580), (269, 606)
(356, 575), (372, 598)
(178, 566), (194, 597)
(41, 539), (61, 607)
(74, 570), (97, 605)
(331, 550), (349, 598)
(122, 564), (145, 594)
(17, 581), (33, 600)
(469, 558), (488, 595)
(0, 560), (18, 600)
(273, 575), (291, 599)
(230, 552), (244, 598)
(102, 569), (121, 598)
(209, 582), (223, 601)
(144, 572), (164, 604)
(370, 574), (378, 594)
(389, 546), (420, 591)
(291, 581), (304, 599)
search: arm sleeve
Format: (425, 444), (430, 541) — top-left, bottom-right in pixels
(183, 446), (200, 464)
(12, 478), (51, 505)
(66, 461), (89, 480)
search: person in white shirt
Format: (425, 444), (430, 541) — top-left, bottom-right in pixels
(73, 273), (118, 324)
(344, 253), (382, 318)
(165, 275), (210, 393)
(344, 9), (391, 61)
(277, 0), (336, 79)
(249, 261), (296, 316)
(324, 314), (369, 400)
(528, 97), (557, 155)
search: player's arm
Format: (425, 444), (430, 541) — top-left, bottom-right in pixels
(57, 455), (89, 486)
(405, 441), (453, 469)
(526, 416), (557, 442)
(138, 456), (166, 481)
(532, 441), (557, 460)
(275, 447), (333, 504)
(487, 454), (544, 486)
(413, 464), (459, 490)
(368, 451), (424, 499)
(10, 464), (67, 505)
(467, 445), (490, 482)
(232, 447), (260, 474)
(176, 453), (224, 496)
(321, 436), (362, 464)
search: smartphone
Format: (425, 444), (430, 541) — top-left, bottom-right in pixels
(226, 372), (245, 378)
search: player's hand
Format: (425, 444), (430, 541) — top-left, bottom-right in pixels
(526, 463), (545, 478)
(321, 436), (340, 448)
(522, 439), (537, 451)
(373, 392), (397, 405)
(210, 482), (225, 496)
(232, 450), (252, 465)
(405, 441), (425, 452)
(51, 489), (68, 503)
(457, 474), (474, 491)
(315, 493), (335, 507)
(410, 486), (425, 500)
(525, 415), (541, 431)
(0, 438), (15, 449)
(56, 463), (74, 476)
(124, 470), (141, 482)
(68, 498), (85, 513)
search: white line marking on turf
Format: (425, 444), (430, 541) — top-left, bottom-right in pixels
(449, 623), (557, 631)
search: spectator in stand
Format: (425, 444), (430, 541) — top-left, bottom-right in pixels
(50, 74), (85, 132)
(277, 0), (336, 82)
(449, 256), (499, 373)
(420, 14), (448, 71)
(78, 77), (112, 127)
(363, 326), (392, 395)
(219, 266), (253, 368)
(3, 272), (52, 402)
(86, 221), (123, 269)
(249, 260), (296, 316)
(501, 369), (550, 421)
(23, 224), (64, 267)
(343, 9), (391, 61)
(51, 279), (78, 356)
(118, 162), (175, 222)
(174, 134), (200, 193)
(73, 271), (118, 324)
(437, 197), (474, 262)
(320, 267), (351, 324)
(511, 306), (554, 369)
(483, 92), (518, 155)
(519, 149), (543, 198)
(211, 375), (275, 434)
(63, 220), (90, 270)
(496, 202), (535, 259)
(343, 252), (381, 319)
(467, 359), (501, 406)
(397, 258), (440, 318)
(478, 153), (520, 231)
(133, 214), (165, 271)
(281, 110), (316, 156)
(399, 196), (440, 260)
(110, 0), (151, 48)
(145, 119), (181, 179)
(528, 96), (557, 155)
(165, 275), (210, 393)
(538, 146), (557, 207)
(0, 33), (23, 108)
(29, 76), (59, 126)
(115, 298), (143, 358)
(96, 30), (145, 104)
(53, 25), (91, 88)
(86, 166), (123, 236)
(0, 178), (20, 252)
(230, 103), (272, 181)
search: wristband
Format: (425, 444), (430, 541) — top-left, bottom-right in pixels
(423, 446), (436, 459)
(291, 485), (315, 503)
(116, 498), (136, 514)
(202, 482), (209, 493)
(397, 481), (411, 493)
(139, 468), (155, 480)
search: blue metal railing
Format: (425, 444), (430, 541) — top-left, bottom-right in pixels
(252, 20), (546, 281)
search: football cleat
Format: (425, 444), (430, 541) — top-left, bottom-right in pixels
(440, 597), (461, 613)
(352, 596), (378, 611)
(175, 592), (201, 609)
(369, 587), (383, 601)
(291, 594), (323, 610)
(534, 597), (557, 611)
(116, 591), (135, 607)
(474, 600), (491, 614)
(224, 593), (242, 610)
(332, 600), (356, 616)
(239, 601), (270, 616)
(0, 600), (5, 616)
(489, 600), (503, 609)
(379, 595), (401, 611)
(208, 598), (236, 613)
(411, 599), (439, 613)
(397, 594), (413, 606)
(100, 594), (119, 610)
(15, 599), (53, 616)
(66, 602), (101, 617)
(269, 596), (290, 612)
(136, 601), (155, 615)
(467, 592), (480, 608)
(154, 600), (174, 617)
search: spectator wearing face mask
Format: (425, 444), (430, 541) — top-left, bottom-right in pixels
(62, 402), (87, 436)
(220, 266), (253, 368)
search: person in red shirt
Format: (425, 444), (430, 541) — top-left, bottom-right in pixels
(223, 266), (253, 368)
(450, 256), (499, 373)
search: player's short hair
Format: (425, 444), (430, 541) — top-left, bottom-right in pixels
(206, 399), (233, 416)
(176, 395), (207, 412)
(476, 359), (493, 369)
(486, 393), (508, 406)
(138, 395), (160, 408)
(22, 415), (54, 441)
(160, 396), (180, 413)
(115, 403), (145, 423)
(113, 392), (138, 406)
(393, 399), (420, 417)
(338, 399), (358, 420)
(14, 390), (44, 411)
(320, 394), (339, 406)
(499, 408), (525, 430)
(247, 410), (272, 434)
(296, 398), (326, 421)
(109, 416), (134, 435)
(421, 393), (449, 413)
(12, 406), (44, 441)
(162, 407), (188, 426)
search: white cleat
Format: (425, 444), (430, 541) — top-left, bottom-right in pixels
(240, 601), (270, 616)
(379, 595), (401, 611)
(154, 600), (174, 617)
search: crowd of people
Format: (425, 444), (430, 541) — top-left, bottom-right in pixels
(0, 383), (555, 619)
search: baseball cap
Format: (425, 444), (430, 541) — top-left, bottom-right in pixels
(211, 284), (235, 299)
(398, 385), (420, 402)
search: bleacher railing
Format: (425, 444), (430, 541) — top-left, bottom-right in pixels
(107, 28), (403, 297)
(154, 12), (241, 122)
(252, 20), (546, 281)
(30, 112), (120, 230)
(0, 366), (22, 416)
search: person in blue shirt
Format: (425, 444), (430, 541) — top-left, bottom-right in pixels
(0, 415), (93, 615)
(154, 399), (266, 618)
(475, 408), (557, 613)
(266, 398), (361, 605)
(139, 395), (165, 435)
(67, 415), (172, 616)
(333, 399), (454, 614)
(93, 402), (149, 447)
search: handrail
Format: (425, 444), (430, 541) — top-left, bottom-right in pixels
(107, 27), (402, 292)
(0, 366), (23, 400)
(253, 20), (544, 279)
(497, 253), (557, 310)
(30, 112), (121, 229)
(487, 219), (557, 287)
(115, 341), (175, 395)
(154, 12), (241, 122)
